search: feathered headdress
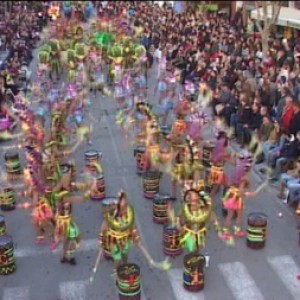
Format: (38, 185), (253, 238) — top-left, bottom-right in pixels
(211, 131), (228, 164)
(230, 152), (253, 186)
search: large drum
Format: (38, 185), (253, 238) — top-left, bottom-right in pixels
(202, 143), (215, 168)
(0, 235), (16, 275)
(85, 150), (101, 173)
(0, 188), (16, 211)
(5, 151), (21, 178)
(183, 252), (205, 292)
(247, 212), (267, 250)
(0, 215), (7, 237)
(163, 225), (182, 257)
(142, 171), (160, 199)
(117, 263), (141, 300)
(153, 194), (170, 224)
(90, 174), (106, 201)
(133, 146), (146, 175)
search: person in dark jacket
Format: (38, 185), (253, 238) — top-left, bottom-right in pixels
(233, 98), (252, 146)
(244, 102), (263, 146)
(290, 101), (300, 136)
(270, 131), (300, 181)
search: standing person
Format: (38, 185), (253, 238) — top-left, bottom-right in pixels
(99, 190), (159, 268)
(168, 189), (212, 253)
(53, 201), (80, 265)
(270, 131), (300, 182)
(221, 160), (267, 243)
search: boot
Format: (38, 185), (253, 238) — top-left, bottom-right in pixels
(234, 226), (246, 237)
(60, 256), (68, 263)
(68, 257), (77, 265)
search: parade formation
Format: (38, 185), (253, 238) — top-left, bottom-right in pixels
(0, 1), (299, 300)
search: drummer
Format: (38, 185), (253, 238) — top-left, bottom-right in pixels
(99, 190), (156, 268)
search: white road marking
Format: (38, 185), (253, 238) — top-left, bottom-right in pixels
(59, 280), (87, 300)
(104, 118), (149, 300)
(3, 287), (30, 300)
(218, 261), (265, 300)
(103, 113), (122, 167)
(14, 239), (98, 258)
(167, 268), (206, 300)
(267, 255), (300, 300)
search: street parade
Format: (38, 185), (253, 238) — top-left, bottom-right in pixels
(0, 1), (300, 300)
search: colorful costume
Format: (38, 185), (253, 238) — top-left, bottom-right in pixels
(100, 204), (140, 263)
(222, 187), (244, 212)
(54, 202), (80, 265)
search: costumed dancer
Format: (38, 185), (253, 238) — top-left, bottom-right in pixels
(50, 166), (95, 264)
(221, 158), (268, 243)
(168, 113), (188, 200)
(143, 116), (161, 172)
(18, 196), (54, 245)
(208, 131), (231, 197)
(156, 70), (168, 105)
(53, 201), (80, 265)
(176, 187), (213, 253)
(181, 138), (205, 195)
(98, 190), (171, 270)
(164, 186), (213, 289)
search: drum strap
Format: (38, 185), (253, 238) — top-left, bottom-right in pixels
(180, 226), (207, 250)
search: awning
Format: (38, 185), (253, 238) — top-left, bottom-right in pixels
(250, 6), (300, 29)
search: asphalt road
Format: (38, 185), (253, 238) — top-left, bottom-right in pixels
(1, 23), (300, 300)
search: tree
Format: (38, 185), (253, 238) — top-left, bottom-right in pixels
(254, 1), (282, 57)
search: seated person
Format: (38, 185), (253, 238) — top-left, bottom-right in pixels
(244, 101), (262, 147)
(278, 159), (300, 205)
(270, 131), (300, 182)
(268, 130), (291, 168)
(0, 75), (18, 126)
(261, 120), (281, 164)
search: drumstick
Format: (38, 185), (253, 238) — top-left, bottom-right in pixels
(89, 248), (103, 283)
(138, 242), (154, 266)
(255, 181), (269, 194)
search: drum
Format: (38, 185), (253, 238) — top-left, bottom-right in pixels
(247, 212), (267, 250)
(117, 263), (141, 300)
(5, 151), (21, 177)
(0, 188), (16, 211)
(183, 252), (205, 292)
(0, 215), (7, 237)
(0, 235), (16, 275)
(163, 225), (182, 257)
(153, 194), (170, 224)
(142, 171), (160, 199)
(202, 143), (215, 168)
(85, 150), (101, 173)
(133, 146), (146, 175)
(90, 174), (106, 201)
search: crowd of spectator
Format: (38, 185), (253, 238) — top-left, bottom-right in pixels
(1, 1), (299, 211)
(122, 2), (300, 209)
(0, 1), (48, 98)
